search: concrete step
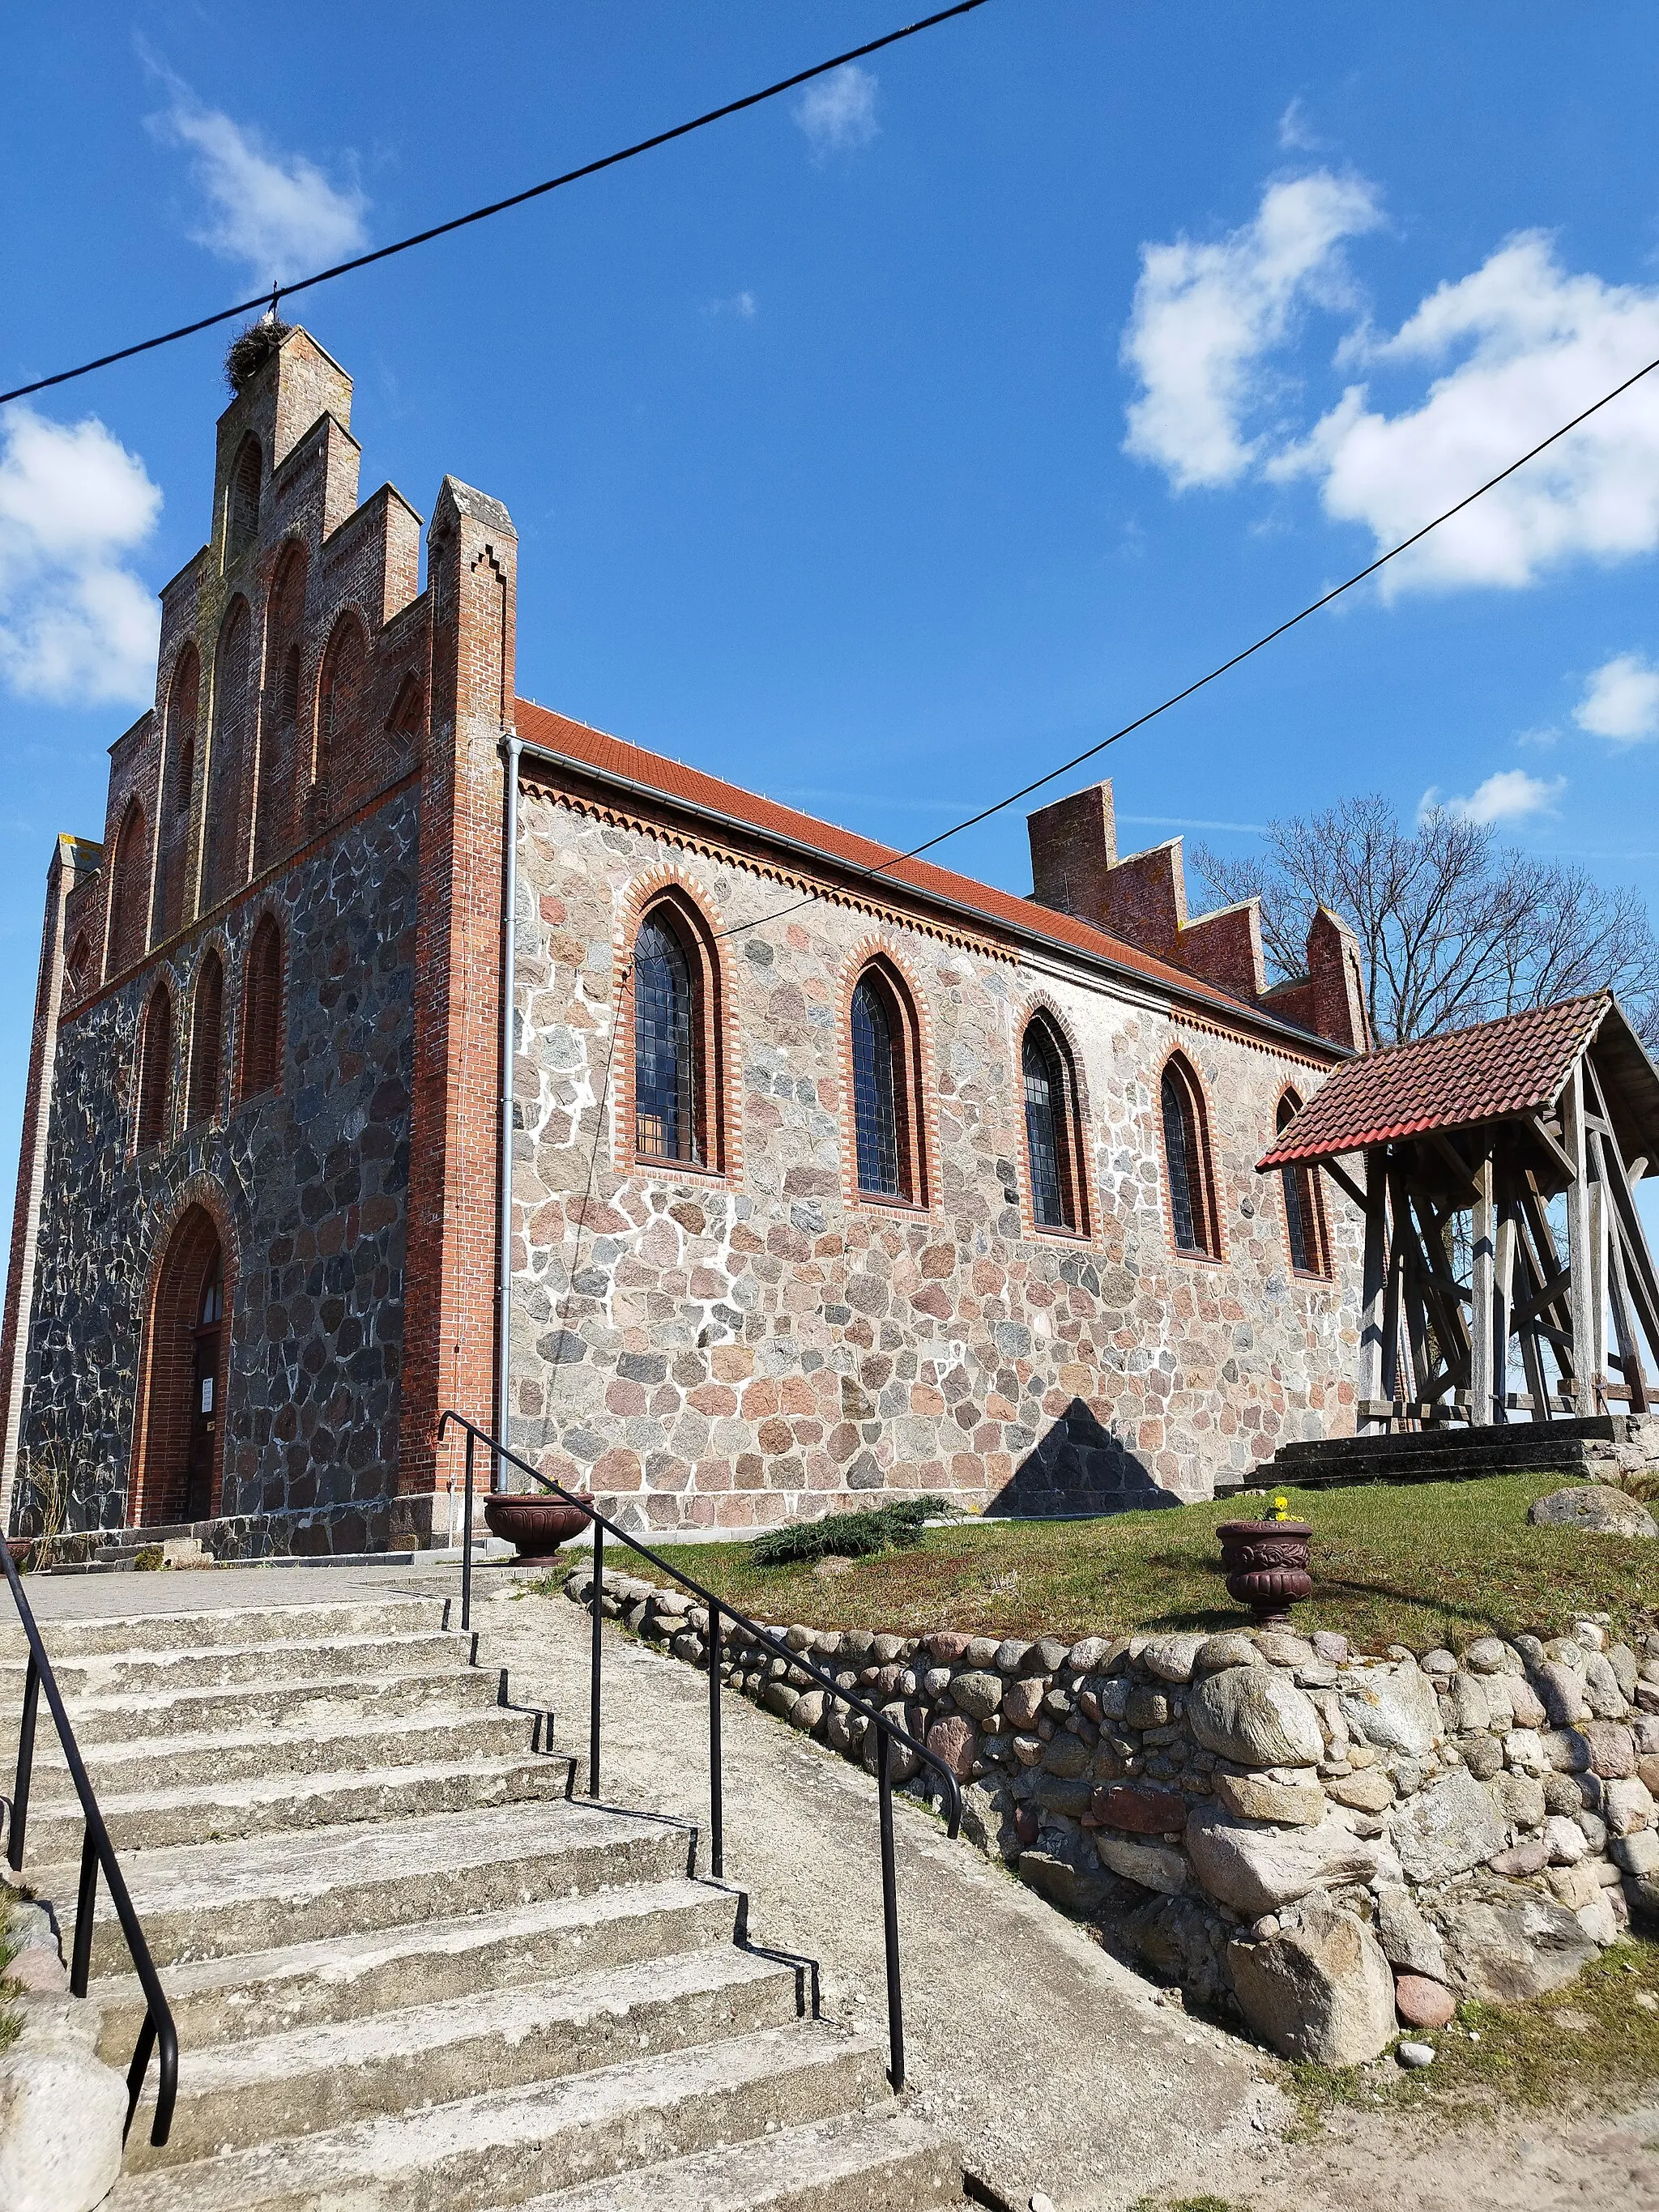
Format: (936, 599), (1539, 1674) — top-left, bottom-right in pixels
(512, 2107), (964, 2212)
(91, 1877), (741, 2056)
(0, 1597), (446, 1661)
(0, 1628), (468, 1702)
(25, 1703), (539, 1798)
(12, 1748), (574, 1863)
(130, 1946), (805, 2169)
(43, 1796), (692, 1976)
(106, 2022), (892, 2211)
(0, 1663), (512, 1753)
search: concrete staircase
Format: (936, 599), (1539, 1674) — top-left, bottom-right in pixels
(1234, 1412), (1631, 1492)
(1, 1593), (963, 2210)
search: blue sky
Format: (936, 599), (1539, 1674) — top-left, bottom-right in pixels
(5, 2), (1659, 1214)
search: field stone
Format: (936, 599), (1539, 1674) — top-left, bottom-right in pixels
(1489, 1769), (1548, 1828)
(1040, 1731), (1092, 1779)
(1337, 1664), (1442, 1757)
(1488, 1837), (1551, 1877)
(1094, 1834), (1189, 1895)
(1093, 1783), (1190, 1835)
(0, 2026), (128, 2212)
(992, 1639), (1030, 1673)
(1142, 1634), (1205, 1684)
(949, 1670), (1004, 1722)
(1573, 1720), (1636, 1778)
(1603, 1776), (1657, 1836)
(1185, 1805), (1379, 1916)
(1390, 1769), (1508, 1883)
(1528, 1485), (1658, 1536)
(1213, 1771), (1328, 1826)
(1373, 1884), (1449, 1981)
(1188, 1668), (1324, 1770)
(1001, 1678), (1044, 1728)
(1508, 1677), (1549, 1728)
(1195, 1634), (1264, 1673)
(1439, 1888), (1600, 2002)
(1226, 1892), (1396, 2065)
(1016, 1849), (1115, 1916)
(1066, 1637), (1111, 1673)
(1324, 1768), (1395, 1813)
(925, 1711), (978, 1779)
(1394, 1971), (1456, 2029)
(1465, 1636), (1509, 1674)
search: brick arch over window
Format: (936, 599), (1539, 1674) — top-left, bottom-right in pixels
(130, 1194), (237, 1528)
(1021, 1007), (1090, 1237)
(105, 797), (149, 978)
(186, 948), (224, 1127)
(203, 598), (253, 912)
(225, 433), (262, 568)
(238, 912), (284, 1101)
(1275, 1087), (1331, 1278)
(313, 609), (367, 820)
(155, 646), (199, 941)
(1160, 1049), (1222, 1260)
(135, 982), (173, 1152)
(625, 884), (728, 1174)
(63, 934), (92, 1008)
(847, 953), (928, 1208)
(257, 542), (308, 872)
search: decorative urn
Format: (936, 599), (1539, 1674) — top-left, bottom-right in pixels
(482, 1492), (593, 1560)
(1215, 1497), (1312, 1629)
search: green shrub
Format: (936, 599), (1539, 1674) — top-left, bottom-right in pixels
(752, 1495), (955, 1567)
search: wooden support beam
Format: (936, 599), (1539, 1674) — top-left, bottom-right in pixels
(1526, 1111), (1578, 1185)
(1319, 1157), (1367, 1213)
(1427, 1129), (1478, 1192)
(1469, 1149), (1496, 1426)
(1562, 1063), (1597, 1415)
(1493, 1195), (1516, 1426)
(1358, 1150), (1389, 1430)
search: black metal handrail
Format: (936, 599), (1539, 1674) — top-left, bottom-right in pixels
(2, 1541), (178, 2146)
(437, 1409), (962, 2090)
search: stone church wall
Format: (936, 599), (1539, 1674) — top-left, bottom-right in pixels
(15, 786), (419, 1551)
(505, 785), (1363, 1532)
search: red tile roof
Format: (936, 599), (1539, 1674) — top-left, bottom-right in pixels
(514, 700), (1337, 1055)
(1256, 994), (1611, 1167)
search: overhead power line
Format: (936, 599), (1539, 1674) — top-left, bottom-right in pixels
(702, 340), (1659, 943)
(0, 0), (992, 409)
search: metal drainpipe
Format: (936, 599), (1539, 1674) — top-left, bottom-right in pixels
(495, 732), (523, 1491)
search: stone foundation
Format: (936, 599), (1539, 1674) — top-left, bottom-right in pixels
(563, 1569), (1659, 2065)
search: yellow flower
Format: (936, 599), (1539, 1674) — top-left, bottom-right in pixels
(1273, 1494), (1289, 1521)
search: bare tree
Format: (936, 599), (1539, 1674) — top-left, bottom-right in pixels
(1194, 794), (1659, 1048)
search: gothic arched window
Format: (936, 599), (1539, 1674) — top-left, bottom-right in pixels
(314, 611), (366, 816)
(187, 951), (224, 1126)
(239, 914), (284, 1100)
(203, 599), (251, 912)
(633, 913), (698, 1163)
(156, 646), (199, 941)
(106, 799), (149, 978)
(226, 435), (262, 565)
(1276, 1089), (1330, 1278)
(1022, 1014), (1086, 1234)
(136, 984), (173, 1151)
(257, 543), (307, 872)
(850, 961), (925, 1205)
(1161, 1053), (1220, 1259)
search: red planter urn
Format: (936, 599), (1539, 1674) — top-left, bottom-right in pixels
(1215, 1519), (1313, 1630)
(482, 1493), (593, 1560)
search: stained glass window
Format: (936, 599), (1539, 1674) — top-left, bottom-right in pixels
(634, 915), (697, 1162)
(851, 976), (902, 1197)
(1162, 1060), (1212, 1255)
(1024, 1026), (1068, 1230)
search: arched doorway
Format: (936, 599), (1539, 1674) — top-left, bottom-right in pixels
(131, 1204), (230, 1527)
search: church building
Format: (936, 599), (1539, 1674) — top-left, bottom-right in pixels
(0, 328), (1368, 1554)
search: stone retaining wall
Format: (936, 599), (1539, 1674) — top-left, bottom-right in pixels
(563, 1567), (1659, 2065)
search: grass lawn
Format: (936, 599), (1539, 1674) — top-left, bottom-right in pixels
(639, 1474), (1659, 1655)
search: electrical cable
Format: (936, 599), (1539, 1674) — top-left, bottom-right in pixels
(702, 341), (1659, 944)
(0, 2), (992, 409)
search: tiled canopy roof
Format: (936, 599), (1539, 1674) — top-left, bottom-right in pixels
(513, 700), (1336, 1054)
(1257, 994), (1612, 1168)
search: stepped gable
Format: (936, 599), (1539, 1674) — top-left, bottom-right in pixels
(1257, 991), (1659, 1168)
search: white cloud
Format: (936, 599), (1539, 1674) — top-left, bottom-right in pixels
(147, 72), (367, 285)
(1269, 232), (1659, 591)
(1277, 99), (1325, 153)
(794, 65), (879, 160)
(1573, 650), (1659, 744)
(1120, 172), (1383, 491)
(1422, 768), (1566, 826)
(0, 408), (161, 707)
(703, 290), (757, 322)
